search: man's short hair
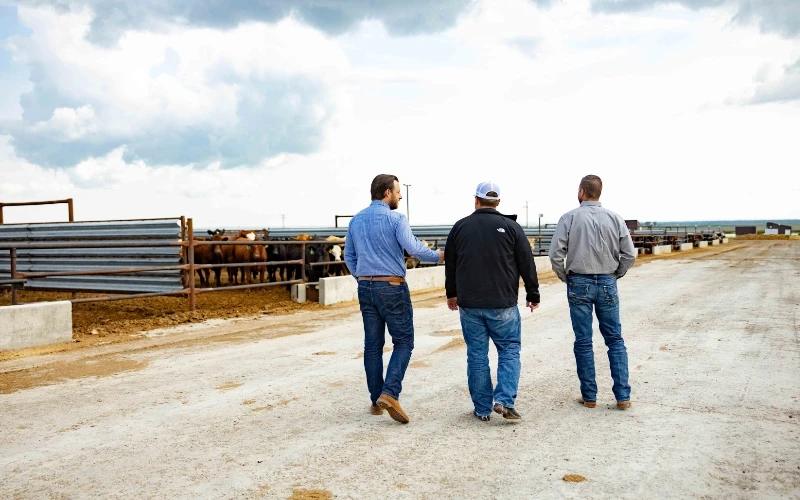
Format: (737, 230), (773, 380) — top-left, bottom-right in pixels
(477, 191), (500, 208)
(371, 174), (399, 201)
(580, 175), (602, 199)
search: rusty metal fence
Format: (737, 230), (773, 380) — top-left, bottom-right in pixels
(0, 218), (339, 311)
(0, 198), (74, 224)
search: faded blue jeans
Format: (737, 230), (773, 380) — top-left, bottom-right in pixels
(567, 273), (631, 402)
(358, 281), (414, 404)
(459, 307), (522, 417)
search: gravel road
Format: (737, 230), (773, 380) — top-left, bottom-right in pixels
(1, 240), (798, 499)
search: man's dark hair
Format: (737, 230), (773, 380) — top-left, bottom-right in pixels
(476, 191), (500, 208)
(371, 174), (399, 201)
(580, 175), (602, 200)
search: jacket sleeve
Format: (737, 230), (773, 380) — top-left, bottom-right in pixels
(549, 215), (570, 282)
(515, 226), (540, 304)
(614, 219), (636, 279)
(445, 223), (458, 299)
(395, 215), (440, 262)
(344, 225), (358, 280)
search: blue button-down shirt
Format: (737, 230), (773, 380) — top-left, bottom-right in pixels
(345, 201), (439, 278)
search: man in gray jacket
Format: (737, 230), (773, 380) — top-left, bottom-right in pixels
(549, 175), (636, 409)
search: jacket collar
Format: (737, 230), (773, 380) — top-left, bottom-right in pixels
(580, 201), (602, 207)
(474, 208), (518, 221)
(371, 200), (390, 209)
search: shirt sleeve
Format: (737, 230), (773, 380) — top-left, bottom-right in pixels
(515, 227), (540, 304)
(615, 219), (636, 279)
(344, 225), (358, 280)
(396, 215), (440, 262)
(445, 223), (458, 299)
(549, 215), (570, 282)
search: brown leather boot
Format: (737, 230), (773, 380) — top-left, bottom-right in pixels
(617, 400), (631, 410)
(370, 404), (384, 416)
(577, 398), (596, 408)
(376, 394), (409, 424)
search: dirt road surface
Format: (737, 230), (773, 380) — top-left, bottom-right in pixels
(1, 241), (798, 499)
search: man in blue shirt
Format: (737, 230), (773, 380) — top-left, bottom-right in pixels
(345, 174), (443, 423)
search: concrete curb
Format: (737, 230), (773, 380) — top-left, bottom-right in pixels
(314, 255), (554, 306)
(0, 301), (73, 351)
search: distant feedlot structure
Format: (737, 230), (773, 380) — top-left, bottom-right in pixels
(1, 206), (728, 312)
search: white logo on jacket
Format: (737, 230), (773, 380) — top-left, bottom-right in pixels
(496, 228), (506, 233)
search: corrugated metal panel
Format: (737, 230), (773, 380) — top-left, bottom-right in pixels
(0, 219), (183, 294)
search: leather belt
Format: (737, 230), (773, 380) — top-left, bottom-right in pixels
(358, 276), (405, 284)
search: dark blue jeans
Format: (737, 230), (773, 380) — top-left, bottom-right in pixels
(459, 307), (522, 417)
(567, 274), (631, 402)
(357, 281), (414, 403)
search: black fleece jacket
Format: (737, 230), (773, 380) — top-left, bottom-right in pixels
(445, 209), (540, 308)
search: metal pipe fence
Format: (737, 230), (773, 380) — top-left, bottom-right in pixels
(0, 198), (74, 224)
(1, 218), (353, 311)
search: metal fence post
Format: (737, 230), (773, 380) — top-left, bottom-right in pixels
(10, 247), (17, 305)
(300, 242), (306, 283)
(187, 218), (196, 312)
(67, 198), (74, 222)
(180, 216), (187, 287)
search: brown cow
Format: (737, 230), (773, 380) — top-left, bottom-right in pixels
(191, 237), (213, 287)
(250, 241), (267, 283)
(225, 231), (267, 285)
(206, 230), (228, 287)
(184, 230), (229, 287)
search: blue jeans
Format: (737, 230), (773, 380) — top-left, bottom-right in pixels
(567, 274), (631, 402)
(459, 307), (522, 417)
(357, 281), (414, 403)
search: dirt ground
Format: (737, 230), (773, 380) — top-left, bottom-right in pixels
(1, 240), (798, 498)
(0, 241), (728, 363)
(0, 284), (322, 361)
(734, 234), (799, 241)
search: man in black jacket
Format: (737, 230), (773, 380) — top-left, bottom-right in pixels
(445, 181), (540, 421)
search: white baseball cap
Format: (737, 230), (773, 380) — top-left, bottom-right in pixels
(475, 181), (501, 200)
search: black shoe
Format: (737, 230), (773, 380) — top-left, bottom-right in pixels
(493, 403), (521, 420)
(473, 410), (491, 422)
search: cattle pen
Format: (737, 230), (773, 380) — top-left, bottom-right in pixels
(0, 218), (345, 312)
(2, 211), (728, 313)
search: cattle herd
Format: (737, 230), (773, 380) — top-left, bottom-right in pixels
(187, 229), (349, 288)
(187, 229), (444, 288)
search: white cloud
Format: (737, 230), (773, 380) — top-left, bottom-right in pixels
(1, 0), (798, 227)
(4, 6), (349, 166)
(30, 104), (98, 140)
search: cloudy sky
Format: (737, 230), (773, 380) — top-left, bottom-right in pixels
(0, 0), (797, 228)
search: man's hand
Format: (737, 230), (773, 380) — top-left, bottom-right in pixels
(526, 301), (539, 312)
(447, 297), (458, 311)
(437, 250), (445, 264)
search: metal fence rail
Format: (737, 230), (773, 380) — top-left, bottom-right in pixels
(250, 225), (557, 256)
(0, 218), (346, 311)
(0, 219), (184, 293)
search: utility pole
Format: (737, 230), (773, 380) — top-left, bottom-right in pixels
(281, 214), (286, 229)
(538, 213), (544, 254)
(403, 183), (411, 224)
(523, 201), (529, 227)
